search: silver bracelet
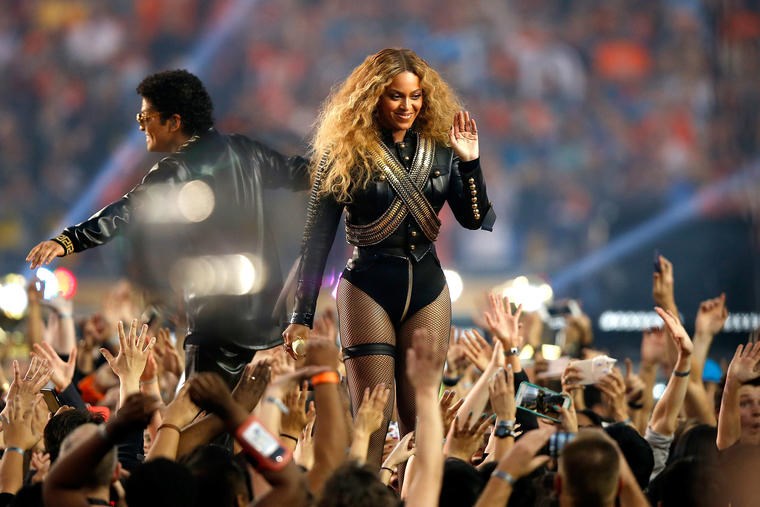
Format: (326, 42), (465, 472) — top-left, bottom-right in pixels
(265, 396), (290, 415)
(492, 469), (517, 486)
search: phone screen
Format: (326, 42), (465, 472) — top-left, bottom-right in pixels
(240, 421), (280, 457)
(516, 382), (569, 422)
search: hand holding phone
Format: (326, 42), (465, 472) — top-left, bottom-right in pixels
(515, 382), (570, 423)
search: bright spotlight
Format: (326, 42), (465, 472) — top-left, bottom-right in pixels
(541, 344), (562, 361)
(177, 180), (215, 222)
(170, 253), (266, 297)
(54, 268), (77, 299)
(0, 274), (28, 319)
(35, 267), (60, 299)
(444, 269), (464, 303)
(495, 275), (553, 312)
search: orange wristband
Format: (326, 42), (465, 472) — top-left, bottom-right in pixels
(311, 371), (340, 386)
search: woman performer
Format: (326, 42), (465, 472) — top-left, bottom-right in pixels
(283, 48), (495, 465)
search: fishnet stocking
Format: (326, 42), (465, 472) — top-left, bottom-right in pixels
(337, 279), (397, 467)
(396, 285), (451, 436)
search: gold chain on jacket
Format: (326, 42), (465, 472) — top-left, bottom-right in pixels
(345, 134), (440, 246)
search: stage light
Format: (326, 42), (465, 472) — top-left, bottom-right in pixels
(494, 275), (553, 312)
(169, 253), (266, 297)
(177, 180), (215, 222)
(0, 274), (28, 319)
(35, 268), (60, 300)
(444, 269), (464, 302)
(541, 344), (562, 360)
(54, 268), (77, 299)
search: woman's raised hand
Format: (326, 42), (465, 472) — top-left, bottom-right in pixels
(449, 111), (479, 162)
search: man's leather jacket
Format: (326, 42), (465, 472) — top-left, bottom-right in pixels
(53, 128), (310, 349)
(289, 130), (495, 328)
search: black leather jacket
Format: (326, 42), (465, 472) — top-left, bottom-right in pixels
(53, 128), (310, 349)
(290, 131), (495, 327)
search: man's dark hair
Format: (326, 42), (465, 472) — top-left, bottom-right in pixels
(439, 458), (485, 507)
(125, 458), (197, 507)
(669, 424), (718, 465)
(559, 432), (620, 507)
(136, 69), (214, 136)
(316, 461), (398, 507)
(647, 457), (720, 507)
(44, 409), (104, 463)
(180, 445), (251, 507)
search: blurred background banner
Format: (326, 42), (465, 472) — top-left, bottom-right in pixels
(0, 0), (758, 359)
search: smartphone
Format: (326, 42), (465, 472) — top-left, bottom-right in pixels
(546, 299), (581, 318)
(571, 355), (617, 385)
(653, 249), (661, 273)
(41, 388), (62, 412)
(235, 416), (292, 471)
(541, 431), (576, 458)
(515, 382), (570, 423)
(387, 421), (400, 440)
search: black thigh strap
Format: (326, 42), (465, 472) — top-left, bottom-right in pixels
(342, 343), (396, 359)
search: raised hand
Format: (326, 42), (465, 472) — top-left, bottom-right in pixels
(100, 320), (156, 384)
(31, 343), (77, 391)
(726, 341), (760, 384)
(382, 431), (415, 469)
(484, 294), (523, 350)
(439, 390), (464, 433)
(652, 254), (676, 311)
(488, 365), (516, 422)
(6, 357), (52, 411)
(695, 294), (729, 337)
(280, 382), (314, 440)
(312, 308), (338, 343)
(2, 394), (48, 451)
(445, 413), (492, 462)
(188, 372), (238, 421)
(153, 328), (183, 377)
(26, 240), (65, 269)
(654, 306), (694, 359)
(407, 328), (446, 392)
(162, 382), (200, 428)
(449, 111), (479, 162)
(596, 368), (628, 422)
(232, 360), (272, 411)
(354, 383), (391, 437)
(494, 427), (553, 481)
(461, 329), (493, 372)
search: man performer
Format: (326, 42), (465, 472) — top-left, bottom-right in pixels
(26, 69), (310, 386)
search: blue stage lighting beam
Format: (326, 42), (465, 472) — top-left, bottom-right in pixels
(550, 161), (760, 294)
(20, 0), (259, 276)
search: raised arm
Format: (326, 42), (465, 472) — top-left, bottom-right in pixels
(716, 341), (760, 450)
(404, 328), (446, 507)
(304, 339), (349, 495)
(447, 111), (495, 231)
(649, 307), (694, 436)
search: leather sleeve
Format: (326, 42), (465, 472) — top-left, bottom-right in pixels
(53, 159), (184, 254)
(289, 191), (344, 327)
(446, 157), (496, 231)
(243, 137), (310, 191)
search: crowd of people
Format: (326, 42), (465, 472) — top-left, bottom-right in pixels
(0, 1), (758, 505)
(0, 252), (755, 506)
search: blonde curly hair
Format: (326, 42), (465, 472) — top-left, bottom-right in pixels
(311, 48), (462, 202)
